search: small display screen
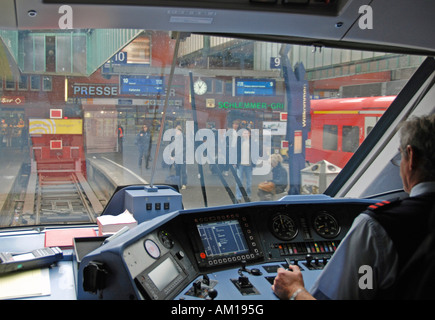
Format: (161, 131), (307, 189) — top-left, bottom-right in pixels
(148, 257), (179, 291)
(197, 219), (249, 258)
(12, 253), (36, 262)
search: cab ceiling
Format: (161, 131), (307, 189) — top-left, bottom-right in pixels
(0, 0), (434, 55)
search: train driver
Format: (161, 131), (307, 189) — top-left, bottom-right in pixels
(272, 114), (435, 300)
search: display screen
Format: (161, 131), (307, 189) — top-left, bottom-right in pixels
(235, 78), (276, 96)
(12, 253), (36, 262)
(148, 257), (179, 291)
(120, 75), (164, 95)
(197, 219), (249, 258)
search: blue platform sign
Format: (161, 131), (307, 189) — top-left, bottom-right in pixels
(270, 57), (281, 69)
(120, 75), (164, 95)
(235, 78), (276, 96)
(102, 52), (128, 73)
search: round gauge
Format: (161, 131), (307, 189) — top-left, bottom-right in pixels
(144, 239), (161, 259)
(270, 213), (298, 241)
(313, 212), (340, 238)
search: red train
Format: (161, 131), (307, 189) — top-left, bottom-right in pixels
(306, 96), (395, 168)
(29, 118), (86, 175)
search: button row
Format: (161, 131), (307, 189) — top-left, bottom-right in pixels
(207, 253), (256, 266)
(274, 240), (340, 256)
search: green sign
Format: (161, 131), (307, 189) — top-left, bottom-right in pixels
(217, 101), (284, 110)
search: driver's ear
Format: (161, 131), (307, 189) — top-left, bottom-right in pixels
(406, 145), (418, 170)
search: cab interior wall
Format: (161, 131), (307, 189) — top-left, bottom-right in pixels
(0, 1), (431, 55)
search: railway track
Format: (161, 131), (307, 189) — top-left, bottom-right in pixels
(4, 156), (144, 227)
(34, 173), (97, 224)
(15, 171), (104, 226)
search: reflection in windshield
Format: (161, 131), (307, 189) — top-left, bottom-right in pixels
(0, 29), (425, 227)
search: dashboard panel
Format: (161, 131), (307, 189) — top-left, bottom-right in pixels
(76, 196), (375, 300)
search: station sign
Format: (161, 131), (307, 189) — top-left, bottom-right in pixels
(120, 75), (164, 95)
(72, 84), (118, 97)
(102, 52), (128, 73)
(29, 119), (83, 135)
(263, 121), (286, 135)
(50, 109), (63, 119)
(270, 57), (281, 69)
(1, 96), (25, 105)
(235, 78), (276, 96)
(217, 101), (284, 110)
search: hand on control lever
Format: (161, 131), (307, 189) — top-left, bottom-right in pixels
(271, 265), (316, 300)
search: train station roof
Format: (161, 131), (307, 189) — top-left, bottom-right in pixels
(0, 29), (143, 77)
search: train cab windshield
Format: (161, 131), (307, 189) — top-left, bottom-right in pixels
(0, 29), (426, 228)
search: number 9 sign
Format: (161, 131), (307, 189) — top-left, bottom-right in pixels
(270, 57), (281, 69)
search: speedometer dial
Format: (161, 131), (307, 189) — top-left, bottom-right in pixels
(270, 213), (298, 241)
(144, 239), (161, 259)
(313, 212), (340, 238)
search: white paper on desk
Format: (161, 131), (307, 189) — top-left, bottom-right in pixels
(97, 209), (137, 235)
(0, 268), (51, 299)
(97, 209), (137, 224)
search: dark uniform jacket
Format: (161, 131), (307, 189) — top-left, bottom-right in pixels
(364, 193), (435, 299)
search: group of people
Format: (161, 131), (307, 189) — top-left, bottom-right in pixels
(128, 120), (288, 197)
(222, 120), (288, 202)
(131, 123), (187, 190)
(0, 118), (28, 149)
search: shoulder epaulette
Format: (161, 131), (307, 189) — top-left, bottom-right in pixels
(367, 200), (393, 211)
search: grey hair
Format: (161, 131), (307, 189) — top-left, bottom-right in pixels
(270, 153), (283, 167)
(399, 114), (435, 179)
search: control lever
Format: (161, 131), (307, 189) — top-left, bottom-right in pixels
(238, 275), (253, 288)
(231, 263), (261, 295)
(240, 260), (247, 272)
(207, 288), (218, 300)
(185, 274), (218, 299)
(285, 257), (299, 270)
(193, 280), (202, 295)
(202, 274), (210, 286)
(238, 260), (262, 276)
(305, 254), (313, 266)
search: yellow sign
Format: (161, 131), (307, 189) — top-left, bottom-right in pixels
(206, 98), (215, 108)
(29, 119), (83, 135)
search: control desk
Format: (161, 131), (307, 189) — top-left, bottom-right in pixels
(76, 194), (377, 300)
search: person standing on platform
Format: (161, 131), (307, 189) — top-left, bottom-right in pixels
(20, 124), (29, 152)
(236, 128), (255, 202)
(117, 124), (124, 153)
(0, 119), (6, 148)
(223, 120), (240, 176)
(174, 125), (187, 190)
(135, 124), (152, 169)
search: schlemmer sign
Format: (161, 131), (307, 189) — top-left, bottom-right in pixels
(162, 121), (272, 175)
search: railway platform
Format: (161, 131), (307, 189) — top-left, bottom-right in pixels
(0, 148), (29, 226)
